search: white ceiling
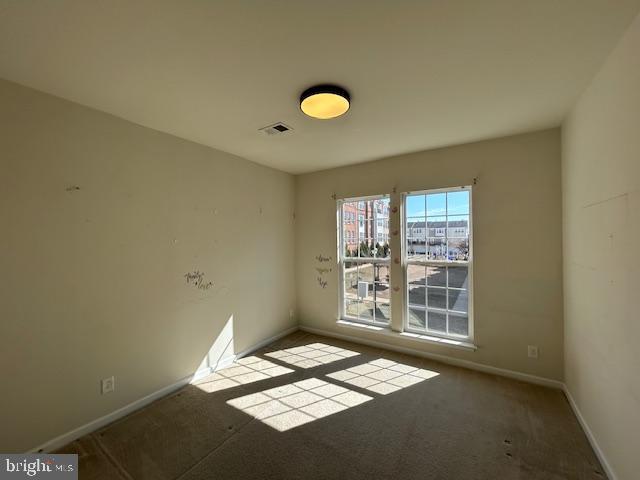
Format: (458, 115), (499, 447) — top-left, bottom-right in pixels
(1, 1), (639, 174)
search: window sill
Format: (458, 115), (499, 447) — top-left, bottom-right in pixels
(336, 319), (477, 351)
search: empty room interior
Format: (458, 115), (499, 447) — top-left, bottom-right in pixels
(1, 1), (639, 479)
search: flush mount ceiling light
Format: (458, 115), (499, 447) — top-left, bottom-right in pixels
(300, 84), (350, 119)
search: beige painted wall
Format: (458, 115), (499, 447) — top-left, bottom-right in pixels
(0, 79), (296, 452)
(295, 129), (564, 381)
(562, 12), (640, 480)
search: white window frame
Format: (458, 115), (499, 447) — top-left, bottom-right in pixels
(338, 194), (391, 326)
(402, 186), (474, 342)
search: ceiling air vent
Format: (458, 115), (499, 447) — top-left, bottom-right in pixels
(259, 122), (293, 136)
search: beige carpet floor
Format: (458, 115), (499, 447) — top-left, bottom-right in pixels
(56, 331), (605, 479)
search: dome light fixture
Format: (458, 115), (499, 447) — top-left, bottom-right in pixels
(300, 84), (350, 119)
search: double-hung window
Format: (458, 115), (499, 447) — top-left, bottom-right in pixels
(339, 195), (391, 326)
(404, 187), (473, 340)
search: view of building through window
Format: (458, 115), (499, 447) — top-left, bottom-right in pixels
(404, 188), (472, 338)
(342, 198), (390, 258)
(339, 189), (472, 339)
(406, 190), (469, 261)
(340, 196), (391, 325)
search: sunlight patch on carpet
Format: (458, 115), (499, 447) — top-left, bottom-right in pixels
(226, 378), (372, 431)
(193, 356), (294, 393)
(263, 343), (360, 369)
(326, 358), (439, 395)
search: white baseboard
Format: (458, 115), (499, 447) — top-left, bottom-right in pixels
(562, 386), (617, 480)
(33, 322), (614, 480)
(30, 374), (194, 454)
(235, 325), (299, 359)
(30, 324), (299, 453)
(301, 325), (619, 477)
(190, 354), (236, 383)
(299, 324), (564, 389)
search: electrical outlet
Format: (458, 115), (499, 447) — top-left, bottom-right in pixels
(289, 309), (294, 321)
(527, 345), (539, 359)
(101, 376), (115, 394)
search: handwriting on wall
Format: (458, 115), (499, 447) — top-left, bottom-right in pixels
(315, 254), (333, 289)
(184, 270), (213, 290)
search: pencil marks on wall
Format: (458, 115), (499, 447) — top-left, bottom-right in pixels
(315, 255), (333, 289)
(184, 270), (213, 290)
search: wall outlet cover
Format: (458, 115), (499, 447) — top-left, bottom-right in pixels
(101, 376), (115, 394)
